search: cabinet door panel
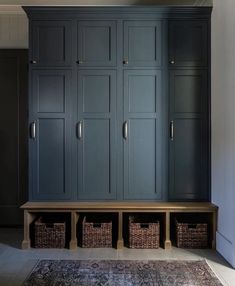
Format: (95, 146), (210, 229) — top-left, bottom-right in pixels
(124, 70), (162, 200)
(37, 118), (65, 196)
(171, 70), (207, 114)
(78, 21), (116, 67)
(169, 70), (208, 201)
(127, 119), (157, 198)
(124, 21), (162, 67)
(77, 70), (116, 200)
(32, 20), (72, 66)
(129, 74), (157, 113)
(37, 73), (65, 113)
(169, 119), (205, 200)
(82, 74), (111, 113)
(82, 119), (111, 198)
(169, 20), (208, 67)
(173, 73), (203, 113)
(30, 70), (72, 200)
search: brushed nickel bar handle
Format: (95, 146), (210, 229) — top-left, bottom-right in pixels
(30, 122), (36, 140)
(123, 121), (128, 140)
(78, 121), (82, 140)
(170, 120), (174, 140)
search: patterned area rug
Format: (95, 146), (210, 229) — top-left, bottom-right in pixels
(23, 260), (223, 286)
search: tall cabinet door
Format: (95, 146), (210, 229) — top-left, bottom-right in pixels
(169, 70), (208, 201)
(31, 20), (72, 67)
(123, 21), (162, 67)
(123, 70), (162, 200)
(77, 70), (117, 200)
(29, 70), (72, 200)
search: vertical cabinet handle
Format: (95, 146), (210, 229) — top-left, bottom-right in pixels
(123, 121), (128, 140)
(30, 122), (36, 140)
(77, 121), (83, 140)
(170, 120), (174, 140)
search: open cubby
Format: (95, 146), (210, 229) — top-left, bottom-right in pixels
(123, 212), (165, 248)
(77, 213), (118, 248)
(170, 212), (213, 248)
(29, 212), (71, 248)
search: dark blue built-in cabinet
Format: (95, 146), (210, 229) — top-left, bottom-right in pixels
(24, 6), (211, 202)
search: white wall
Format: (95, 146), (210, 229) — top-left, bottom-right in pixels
(211, 0), (235, 268)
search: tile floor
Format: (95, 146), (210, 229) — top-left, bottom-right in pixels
(0, 228), (234, 286)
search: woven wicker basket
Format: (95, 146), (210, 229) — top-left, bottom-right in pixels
(82, 216), (112, 248)
(34, 217), (66, 248)
(176, 220), (208, 248)
(129, 216), (160, 249)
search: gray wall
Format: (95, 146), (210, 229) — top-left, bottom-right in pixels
(211, 0), (235, 268)
(0, 7), (27, 48)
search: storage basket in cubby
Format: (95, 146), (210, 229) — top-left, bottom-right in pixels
(129, 216), (160, 249)
(34, 217), (66, 248)
(82, 215), (112, 248)
(176, 219), (208, 248)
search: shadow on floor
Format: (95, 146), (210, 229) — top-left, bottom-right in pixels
(0, 227), (23, 249)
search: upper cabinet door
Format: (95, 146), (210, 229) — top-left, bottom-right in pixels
(31, 20), (72, 67)
(169, 20), (208, 67)
(123, 21), (162, 67)
(77, 21), (117, 67)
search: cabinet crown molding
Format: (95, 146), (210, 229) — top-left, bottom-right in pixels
(23, 6), (212, 18)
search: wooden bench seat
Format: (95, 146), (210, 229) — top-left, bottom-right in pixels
(21, 202), (218, 250)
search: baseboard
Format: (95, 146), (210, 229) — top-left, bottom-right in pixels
(216, 231), (235, 268)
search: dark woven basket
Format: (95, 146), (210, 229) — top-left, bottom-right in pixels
(34, 217), (66, 248)
(176, 220), (208, 248)
(129, 216), (160, 249)
(82, 216), (112, 248)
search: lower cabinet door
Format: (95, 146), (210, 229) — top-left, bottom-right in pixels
(77, 70), (117, 200)
(123, 70), (163, 200)
(29, 70), (72, 200)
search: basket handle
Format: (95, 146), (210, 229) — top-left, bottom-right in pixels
(140, 223), (150, 229)
(188, 224), (197, 229)
(93, 223), (102, 228)
(45, 223), (55, 229)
